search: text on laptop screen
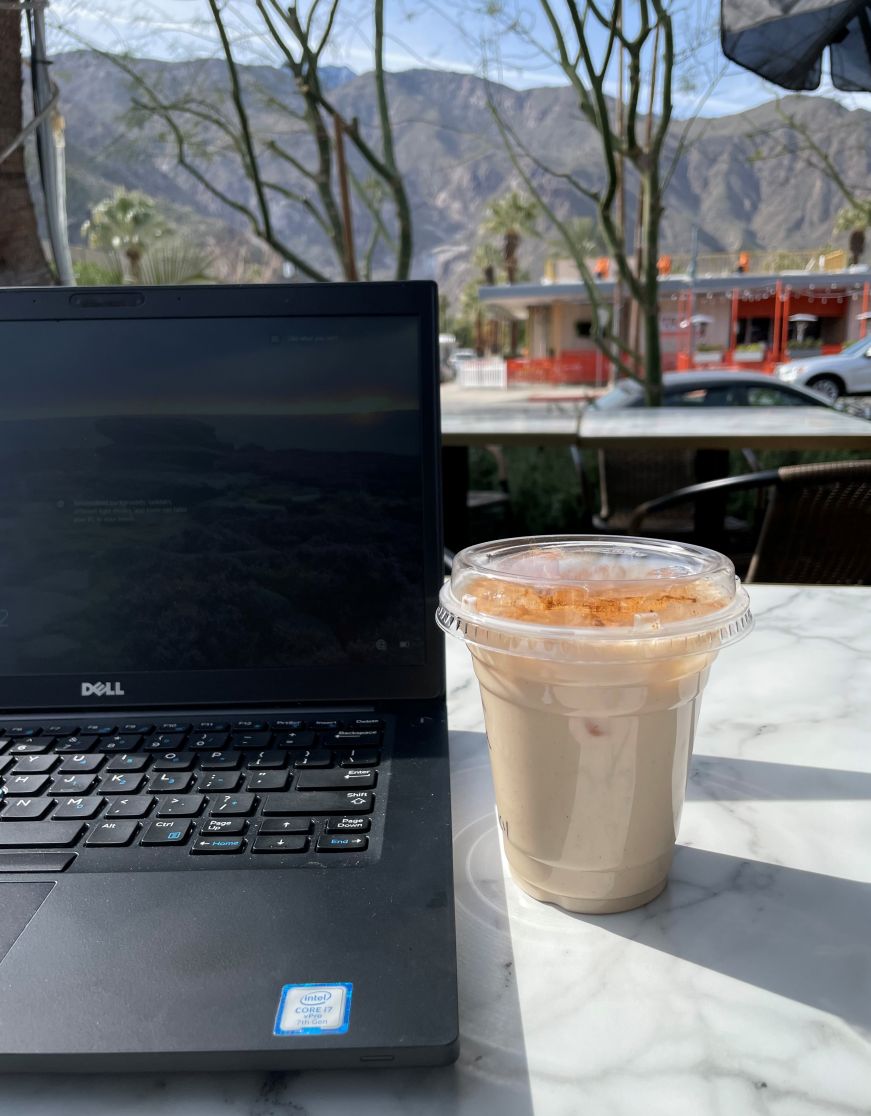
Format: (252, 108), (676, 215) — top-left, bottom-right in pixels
(0, 315), (426, 674)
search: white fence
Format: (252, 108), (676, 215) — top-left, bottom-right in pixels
(456, 358), (508, 389)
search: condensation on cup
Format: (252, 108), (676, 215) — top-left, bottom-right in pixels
(437, 536), (753, 914)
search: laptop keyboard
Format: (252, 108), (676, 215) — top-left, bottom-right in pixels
(0, 715), (385, 872)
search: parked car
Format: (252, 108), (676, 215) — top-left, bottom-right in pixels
(774, 336), (871, 402)
(589, 371), (837, 410)
(448, 348), (479, 376)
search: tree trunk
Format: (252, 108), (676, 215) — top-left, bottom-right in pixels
(0, 13), (52, 286)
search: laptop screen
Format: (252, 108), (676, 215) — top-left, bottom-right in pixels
(0, 294), (442, 707)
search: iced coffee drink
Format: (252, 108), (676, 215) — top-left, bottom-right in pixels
(438, 537), (752, 914)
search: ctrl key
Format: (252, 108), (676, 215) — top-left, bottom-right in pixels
(140, 820), (192, 846)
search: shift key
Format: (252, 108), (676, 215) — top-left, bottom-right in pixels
(0, 822), (85, 847)
(262, 791), (373, 816)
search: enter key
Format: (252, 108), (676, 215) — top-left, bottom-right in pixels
(295, 768), (377, 791)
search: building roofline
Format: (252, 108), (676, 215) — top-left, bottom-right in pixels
(480, 268), (871, 305)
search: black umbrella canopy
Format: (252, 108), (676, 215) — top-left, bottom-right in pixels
(721, 0), (871, 91)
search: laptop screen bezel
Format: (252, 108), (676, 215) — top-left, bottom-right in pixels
(0, 281), (446, 710)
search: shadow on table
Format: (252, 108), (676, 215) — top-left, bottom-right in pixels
(585, 846), (871, 1034)
(687, 755), (871, 801)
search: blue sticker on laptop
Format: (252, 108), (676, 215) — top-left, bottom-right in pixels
(274, 983), (353, 1036)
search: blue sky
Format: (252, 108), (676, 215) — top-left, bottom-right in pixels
(48, 0), (871, 119)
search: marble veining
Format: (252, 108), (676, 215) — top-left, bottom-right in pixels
(4, 586), (871, 1115)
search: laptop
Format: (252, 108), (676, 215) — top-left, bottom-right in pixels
(0, 281), (458, 1070)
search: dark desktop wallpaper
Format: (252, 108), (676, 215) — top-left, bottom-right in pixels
(0, 315), (426, 675)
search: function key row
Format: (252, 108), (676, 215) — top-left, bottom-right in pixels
(0, 718), (383, 739)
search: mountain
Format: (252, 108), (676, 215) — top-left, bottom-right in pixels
(46, 50), (871, 295)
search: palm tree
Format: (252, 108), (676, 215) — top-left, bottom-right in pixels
(547, 216), (605, 262)
(481, 192), (538, 355)
(0, 11), (53, 285)
(473, 242), (503, 354)
(482, 191), (538, 284)
(834, 202), (871, 266)
(81, 190), (170, 282)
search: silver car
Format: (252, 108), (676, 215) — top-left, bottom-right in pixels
(775, 336), (871, 402)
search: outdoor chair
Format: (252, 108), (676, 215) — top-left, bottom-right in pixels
(627, 459), (871, 584)
(592, 447), (761, 537)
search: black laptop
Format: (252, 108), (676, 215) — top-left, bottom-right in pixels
(0, 281), (457, 1070)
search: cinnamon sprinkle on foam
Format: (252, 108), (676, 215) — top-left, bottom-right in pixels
(467, 577), (728, 628)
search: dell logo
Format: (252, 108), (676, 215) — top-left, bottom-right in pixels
(81, 681), (125, 697)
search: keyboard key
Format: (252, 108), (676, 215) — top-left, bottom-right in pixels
(231, 720), (269, 732)
(98, 773), (145, 795)
(193, 722), (230, 733)
(85, 820), (138, 847)
(0, 822), (84, 847)
(309, 719), (340, 731)
(1, 797), (54, 821)
(324, 816), (371, 833)
(316, 835), (368, 853)
(191, 837), (244, 854)
(351, 718), (384, 730)
(0, 853), (75, 872)
(246, 751), (287, 770)
(9, 741), (51, 755)
(293, 749), (332, 768)
(330, 729), (382, 746)
(120, 723), (154, 735)
(11, 754), (56, 774)
(258, 818), (311, 835)
(199, 817), (247, 835)
(245, 771), (289, 792)
(296, 768), (377, 792)
(252, 835), (308, 853)
(105, 796), (153, 818)
(140, 820), (192, 846)
(53, 796), (104, 820)
(156, 795), (204, 817)
(82, 724), (117, 736)
(152, 752), (195, 771)
(275, 732), (315, 750)
(198, 750), (240, 770)
(96, 735), (140, 754)
(230, 732), (272, 750)
(196, 771), (241, 793)
(55, 736), (100, 753)
(7, 726), (42, 738)
(59, 754), (105, 773)
(208, 793), (256, 817)
(189, 733), (231, 751)
(50, 773), (96, 795)
(4, 774), (50, 796)
(262, 791), (373, 816)
(270, 719), (306, 732)
(147, 772), (193, 793)
(157, 722), (191, 734)
(338, 749), (381, 767)
(144, 734), (186, 752)
(46, 724), (79, 736)
(105, 754), (149, 772)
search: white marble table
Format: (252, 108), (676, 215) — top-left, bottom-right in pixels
(6, 585), (871, 1114)
(578, 406), (871, 449)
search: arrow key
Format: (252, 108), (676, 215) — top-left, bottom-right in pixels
(251, 834), (308, 853)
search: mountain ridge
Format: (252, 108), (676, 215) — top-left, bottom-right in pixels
(47, 50), (871, 295)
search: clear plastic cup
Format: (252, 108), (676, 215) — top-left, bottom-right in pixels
(438, 536), (753, 914)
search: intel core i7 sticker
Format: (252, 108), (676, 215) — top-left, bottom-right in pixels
(274, 982), (353, 1036)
